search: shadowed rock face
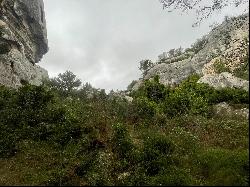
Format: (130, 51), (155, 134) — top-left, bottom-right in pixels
(14, 0), (48, 62)
(0, 0), (49, 88)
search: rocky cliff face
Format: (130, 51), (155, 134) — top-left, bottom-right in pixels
(133, 13), (249, 91)
(0, 0), (48, 88)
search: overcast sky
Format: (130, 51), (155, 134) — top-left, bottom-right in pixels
(39, 0), (247, 92)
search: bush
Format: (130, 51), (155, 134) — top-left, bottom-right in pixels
(211, 87), (249, 105)
(233, 55), (249, 80)
(163, 89), (190, 117)
(132, 75), (169, 103)
(111, 123), (134, 160)
(0, 85), (15, 110)
(0, 71), (248, 185)
(169, 127), (200, 156)
(142, 132), (175, 176)
(150, 167), (194, 186)
(132, 96), (160, 121)
(16, 85), (54, 110)
(194, 148), (249, 186)
(0, 42), (10, 54)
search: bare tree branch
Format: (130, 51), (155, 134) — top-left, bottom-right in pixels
(160, 0), (249, 26)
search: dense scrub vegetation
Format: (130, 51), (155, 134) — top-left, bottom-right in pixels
(0, 72), (249, 186)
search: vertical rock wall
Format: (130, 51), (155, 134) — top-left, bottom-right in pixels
(0, 0), (49, 88)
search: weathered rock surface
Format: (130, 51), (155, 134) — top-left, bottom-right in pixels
(109, 90), (134, 102)
(214, 102), (249, 119)
(0, 0), (48, 88)
(198, 72), (249, 91)
(132, 14), (249, 91)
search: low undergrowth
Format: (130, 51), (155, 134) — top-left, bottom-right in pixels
(0, 73), (248, 186)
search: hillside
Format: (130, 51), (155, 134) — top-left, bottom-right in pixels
(132, 14), (249, 91)
(0, 1), (249, 186)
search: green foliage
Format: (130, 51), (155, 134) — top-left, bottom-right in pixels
(163, 88), (191, 116)
(0, 43), (10, 54)
(111, 123), (134, 159)
(0, 85), (14, 110)
(47, 71), (82, 96)
(211, 87), (249, 104)
(162, 75), (211, 117)
(0, 85), (56, 157)
(132, 74), (248, 119)
(0, 71), (249, 186)
(233, 55), (249, 80)
(132, 96), (160, 121)
(16, 85), (54, 110)
(194, 148), (249, 186)
(139, 59), (154, 77)
(133, 75), (169, 103)
(142, 133), (175, 176)
(0, 27), (10, 54)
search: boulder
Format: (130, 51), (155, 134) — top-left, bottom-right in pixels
(198, 72), (249, 91)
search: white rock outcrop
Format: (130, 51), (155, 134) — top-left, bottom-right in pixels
(132, 14), (249, 91)
(198, 72), (249, 91)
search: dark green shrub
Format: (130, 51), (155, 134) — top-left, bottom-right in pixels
(211, 87), (249, 104)
(0, 70), (248, 186)
(111, 123), (134, 160)
(163, 74), (248, 117)
(163, 89), (190, 117)
(163, 75), (211, 117)
(150, 167), (193, 186)
(142, 133), (175, 176)
(144, 76), (169, 103)
(233, 55), (249, 80)
(0, 125), (18, 157)
(133, 75), (169, 103)
(0, 42), (10, 54)
(108, 98), (130, 121)
(132, 96), (160, 121)
(169, 126), (200, 156)
(0, 85), (15, 110)
(194, 148), (249, 186)
(16, 85), (54, 110)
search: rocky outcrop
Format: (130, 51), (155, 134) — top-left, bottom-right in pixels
(214, 102), (249, 119)
(109, 90), (134, 102)
(0, 0), (48, 88)
(198, 72), (249, 91)
(132, 13), (249, 91)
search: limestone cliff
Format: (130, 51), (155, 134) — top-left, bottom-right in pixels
(0, 0), (48, 88)
(132, 13), (249, 91)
